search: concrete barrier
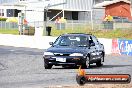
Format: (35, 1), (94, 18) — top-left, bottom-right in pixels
(98, 38), (112, 54)
(0, 34), (112, 54)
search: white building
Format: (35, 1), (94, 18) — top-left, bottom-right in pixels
(0, 0), (105, 23)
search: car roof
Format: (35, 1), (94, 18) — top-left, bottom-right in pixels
(61, 33), (92, 36)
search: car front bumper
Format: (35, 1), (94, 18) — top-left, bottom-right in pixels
(43, 56), (86, 66)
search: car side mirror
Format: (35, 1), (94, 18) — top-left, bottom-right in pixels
(49, 42), (53, 45)
(90, 43), (95, 46)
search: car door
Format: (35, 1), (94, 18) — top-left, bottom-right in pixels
(91, 35), (102, 59)
(88, 36), (98, 60)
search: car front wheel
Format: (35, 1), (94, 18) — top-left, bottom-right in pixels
(44, 63), (52, 69)
(83, 56), (90, 69)
(44, 59), (52, 69)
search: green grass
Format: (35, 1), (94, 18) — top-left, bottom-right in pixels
(0, 29), (19, 35)
(51, 28), (132, 39)
(0, 28), (132, 39)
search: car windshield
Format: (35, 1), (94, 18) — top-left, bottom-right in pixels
(53, 35), (88, 47)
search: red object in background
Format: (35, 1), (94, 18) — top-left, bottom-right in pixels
(55, 17), (61, 23)
(104, 1), (132, 20)
(23, 19), (28, 25)
(112, 39), (120, 55)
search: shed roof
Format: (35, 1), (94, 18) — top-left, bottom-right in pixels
(94, 0), (131, 8)
(1, 0), (93, 12)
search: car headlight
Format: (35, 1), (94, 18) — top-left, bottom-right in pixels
(70, 53), (83, 56)
(43, 52), (54, 56)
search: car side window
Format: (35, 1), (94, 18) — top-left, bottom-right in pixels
(89, 36), (94, 45)
(91, 36), (99, 45)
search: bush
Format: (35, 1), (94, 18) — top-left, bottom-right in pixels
(0, 17), (7, 21)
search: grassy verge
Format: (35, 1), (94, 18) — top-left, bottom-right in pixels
(51, 29), (132, 39)
(0, 29), (19, 35)
(0, 28), (132, 39)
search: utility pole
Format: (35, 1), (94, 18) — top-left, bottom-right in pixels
(43, 1), (67, 35)
(91, 0), (95, 30)
(43, 4), (49, 36)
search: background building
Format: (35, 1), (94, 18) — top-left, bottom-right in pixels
(94, 0), (132, 20)
(1, 0), (131, 30)
(0, 0), (106, 22)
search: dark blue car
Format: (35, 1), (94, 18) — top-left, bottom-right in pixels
(43, 33), (105, 69)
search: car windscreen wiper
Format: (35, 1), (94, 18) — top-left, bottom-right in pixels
(59, 44), (69, 46)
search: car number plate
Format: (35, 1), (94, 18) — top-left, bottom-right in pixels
(56, 57), (66, 62)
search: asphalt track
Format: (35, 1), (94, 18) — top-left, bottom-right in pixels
(0, 46), (132, 88)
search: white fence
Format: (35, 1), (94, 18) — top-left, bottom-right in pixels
(1, 20), (132, 30)
(26, 20), (132, 30)
(0, 21), (18, 29)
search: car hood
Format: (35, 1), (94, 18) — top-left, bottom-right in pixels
(46, 46), (88, 54)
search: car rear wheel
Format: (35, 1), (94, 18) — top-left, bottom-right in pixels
(96, 60), (102, 67)
(96, 53), (104, 67)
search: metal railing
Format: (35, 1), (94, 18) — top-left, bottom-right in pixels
(0, 0), (18, 4)
(0, 21), (18, 29)
(47, 20), (132, 30)
(1, 20), (132, 30)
